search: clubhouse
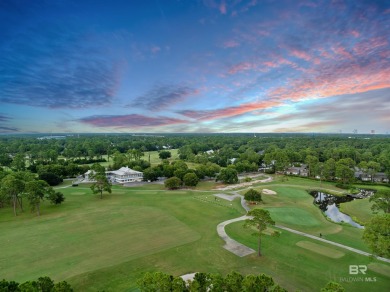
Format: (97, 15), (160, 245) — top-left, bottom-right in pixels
(84, 166), (143, 183)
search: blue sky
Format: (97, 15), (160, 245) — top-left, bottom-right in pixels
(0, 0), (389, 134)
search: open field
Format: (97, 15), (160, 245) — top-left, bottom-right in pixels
(145, 149), (179, 165)
(0, 177), (389, 291)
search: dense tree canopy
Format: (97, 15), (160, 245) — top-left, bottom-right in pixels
(164, 177), (182, 190)
(369, 190), (390, 213)
(217, 168), (238, 184)
(244, 189), (263, 202)
(362, 214), (390, 258)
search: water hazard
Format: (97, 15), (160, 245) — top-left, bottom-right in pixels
(310, 190), (373, 229)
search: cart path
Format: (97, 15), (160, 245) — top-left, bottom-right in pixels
(217, 215), (255, 257)
(216, 194), (390, 263)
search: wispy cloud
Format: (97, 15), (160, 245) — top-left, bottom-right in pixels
(228, 62), (256, 74)
(222, 40), (240, 48)
(0, 114), (18, 133)
(178, 100), (282, 121)
(127, 85), (199, 111)
(78, 114), (188, 128)
(0, 23), (123, 109)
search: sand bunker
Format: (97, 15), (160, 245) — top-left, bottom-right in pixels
(180, 273), (197, 282)
(262, 189), (277, 195)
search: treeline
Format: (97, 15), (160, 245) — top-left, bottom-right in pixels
(1, 134), (389, 186)
(137, 271), (345, 292)
(0, 171), (65, 216)
(0, 276), (73, 291)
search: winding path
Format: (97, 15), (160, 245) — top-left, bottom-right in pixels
(215, 193), (390, 263)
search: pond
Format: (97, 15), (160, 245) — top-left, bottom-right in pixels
(310, 190), (374, 229)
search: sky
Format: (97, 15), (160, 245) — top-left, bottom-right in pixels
(0, 0), (389, 134)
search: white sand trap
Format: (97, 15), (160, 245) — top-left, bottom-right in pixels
(180, 273), (197, 282)
(262, 189), (277, 195)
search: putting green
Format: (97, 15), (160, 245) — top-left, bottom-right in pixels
(265, 207), (322, 227)
(296, 241), (345, 258)
(0, 205), (200, 282)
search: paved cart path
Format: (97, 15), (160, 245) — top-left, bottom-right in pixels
(216, 193), (390, 263)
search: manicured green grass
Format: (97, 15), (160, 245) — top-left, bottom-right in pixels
(239, 186), (371, 251)
(339, 198), (376, 225)
(1, 178), (389, 291)
(226, 221), (390, 292)
(145, 149), (179, 165)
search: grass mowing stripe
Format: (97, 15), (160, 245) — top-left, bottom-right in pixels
(296, 241), (345, 258)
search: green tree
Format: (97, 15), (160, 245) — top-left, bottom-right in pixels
(39, 172), (63, 186)
(159, 151), (172, 160)
(11, 153), (26, 171)
(305, 155), (319, 177)
(25, 180), (50, 216)
(19, 280), (39, 291)
(244, 189), (262, 202)
(142, 167), (160, 182)
(0, 153), (12, 168)
(53, 281), (74, 292)
(244, 209), (279, 256)
(362, 214), (390, 258)
(320, 281), (345, 292)
(225, 271), (243, 292)
(217, 168), (238, 184)
(37, 276), (54, 292)
(46, 190), (65, 205)
(164, 177), (181, 190)
(90, 173), (112, 199)
(323, 158), (336, 180)
(369, 190), (390, 214)
(137, 272), (175, 292)
(183, 172), (199, 187)
(0, 279), (19, 291)
(335, 162), (354, 185)
(367, 161), (381, 182)
(0, 174), (25, 216)
(190, 272), (211, 292)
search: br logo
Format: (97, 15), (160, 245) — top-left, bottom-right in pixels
(349, 265), (367, 275)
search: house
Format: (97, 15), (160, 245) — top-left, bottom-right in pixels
(258, 162), (273, 172)
(373, 172), (389, 183)
(354, 168), (389, 183)
(229, 158), (237, 164)
(84, 167), (143, 184)
(285, 167), (300, 175)
(205, 150), (214, 155)
(106, 167), (143, 183)
(285, 164), (308, 177)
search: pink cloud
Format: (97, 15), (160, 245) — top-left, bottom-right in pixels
(219, 1), (227, 14)
(79, 114), (187, 128)
(222, 40), (240, 48)
(353, 37), (388, 56)
(151, 46), (161, 54)
(228, 62), (256, 74)
(350, 30), (360, 37)
(290, 49), (312, 62)
(268, 63), (390, 102)
(179, 100), (283, 121)
(332, 45), (353, 59)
